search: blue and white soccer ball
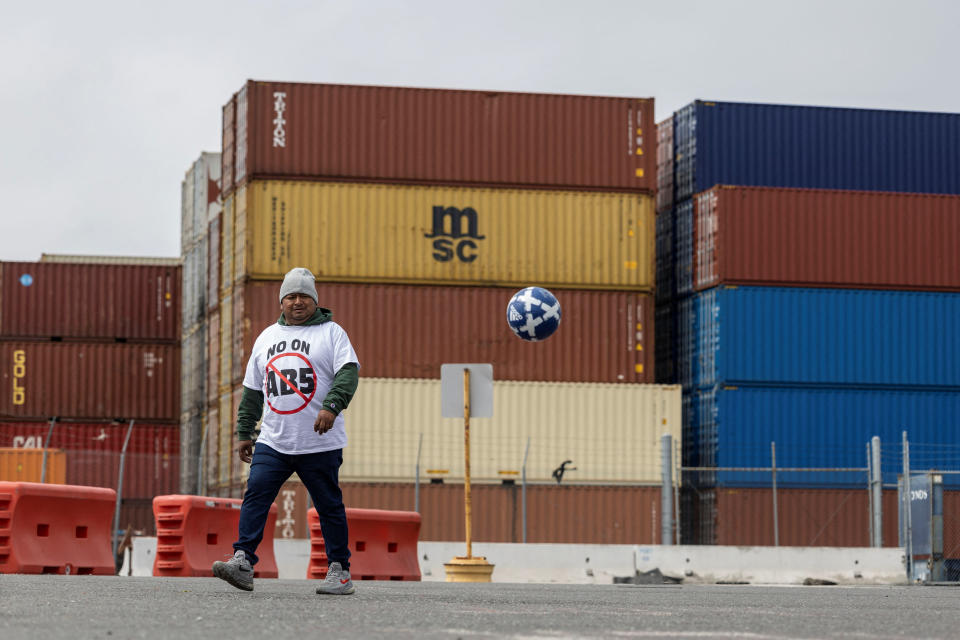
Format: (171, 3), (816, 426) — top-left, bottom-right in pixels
(506, 286), (562, 342)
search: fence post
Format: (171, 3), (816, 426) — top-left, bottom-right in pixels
(661, 434), (673, 545)
(521, 437), (530, 544)
(902, 430), (912, 580)
(414, 433), (422, 513)
(771, 441), (779, 547)
(871, 436), (883, 547)
(112, 419), (135, 561)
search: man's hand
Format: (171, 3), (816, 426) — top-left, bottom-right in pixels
(237, 440), (254, 463)
(314, 409), (336, 435)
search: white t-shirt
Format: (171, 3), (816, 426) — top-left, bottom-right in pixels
(243, 320), (359, 455)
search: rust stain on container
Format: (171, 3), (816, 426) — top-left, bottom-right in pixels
(225, 80), (654, 194)
(233, 280), (654, 384)
(1, 261), (181, 341)
(0, 341), (179, 421)
(694, 186), (960, 291)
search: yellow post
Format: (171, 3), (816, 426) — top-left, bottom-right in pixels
(463, 368), (472, 559)
(443, 366), (494, 582)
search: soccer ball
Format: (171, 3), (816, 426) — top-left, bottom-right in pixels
(506, 287), (561, 341)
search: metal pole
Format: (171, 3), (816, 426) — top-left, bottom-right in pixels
(674, 437), (682, 545)
(867, 442), (875, 547)
(415, 433), (423, 513)
(771, 441), (779, 547)
(197, 414), (210, 495)
(112, 419), (135, 562)
(40, 416), (57, 483)
(902, 430), (912, 579)
(871, 436), (883, 547)
(521, 436), (530, 544)
(463, 368), (473, 559)
(661, 434), (673, 545)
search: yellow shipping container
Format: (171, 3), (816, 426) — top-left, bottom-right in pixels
(234, 180), (655, 290)
(0, 448), (66, 484)
(259, 378), (679, 484)
(218, 292), (233, 391)
(220, 194), (234, 297)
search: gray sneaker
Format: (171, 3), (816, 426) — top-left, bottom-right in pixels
(213, 550), (254, 591)
(315, 561), (356, 595)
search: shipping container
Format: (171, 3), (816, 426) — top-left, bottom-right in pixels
(220, 194), (234, 298)
(656, 117), (674, 214)
(654, 212), (675, 303)
(181, 240), (208, 331)
(180, 152), (221, 252)
(222, 96), (236, 196)
(704, 487), (904, 547)
(0, 341), (180, 421)
(179, 411), (202, 494)
(234, 180), (655, 290)
(0, 421), (179, 497)
(692, 385), (960, 488)
(218, 292), (232, 391)
(319, 378), (679, 484)
(693, 287), (960, 389)
(217, 392), (232, 487)
(205, 309), (220, 407)
(674, 100), (960, 201)
(676, 297), (695, 390)
(206, 212), (221, 313)
(275, 480), (666, 544)
(180, 323), (205, 415)
(119, 498), (157, 536)
(231, 281), (654, 385)
(674, 200), (694, 297)
(201, 405), (219, 493)
(0, 447), (66, 483)
(694, 186), (960, 292)
(39, 255), (182, 266)
(1, 261), (180, 342)
(225, 80), (654, 194)
(654, 302), (675, 384)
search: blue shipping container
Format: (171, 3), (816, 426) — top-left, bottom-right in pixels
(675, 199), (694, 297)
(655, 211), (675, 303)
(695, 287), (960, 389)
(695, 385), (960, 488)
(673, 101), (960, 201)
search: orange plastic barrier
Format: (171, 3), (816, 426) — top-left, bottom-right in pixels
(307, 508), (421, 581)
(152, 495), (278, 578)
(0, 481), (116, 575)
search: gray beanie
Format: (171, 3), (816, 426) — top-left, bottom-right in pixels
(278, 267), (318, 304)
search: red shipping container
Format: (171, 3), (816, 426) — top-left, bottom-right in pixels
(231, 281), (653, 384)
(0, 341), (179, 421)
(1, 261), (180, 341)
(694, 186), (960, 291)
(226, 80), (654, 194)
(0, 421), (179, 500)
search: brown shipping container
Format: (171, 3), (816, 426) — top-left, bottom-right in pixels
(708, 488), (914, 548)
(274, 481), (666, 544)
(226, 80), (654, 193)
(1, 261), (181, 341)
(0, 421), (179, 498)
(206, 310), (220, 407)
(694, 186), (960, 291)
(233, 281), (653, 384)
(0, 341), (179, 421)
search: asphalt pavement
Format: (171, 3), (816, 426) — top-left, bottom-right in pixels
(1, 575), (958, 639)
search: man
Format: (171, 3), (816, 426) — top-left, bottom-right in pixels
(213, 267), (360, 595)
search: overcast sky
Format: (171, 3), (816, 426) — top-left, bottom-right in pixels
(1, 0), (957, 262)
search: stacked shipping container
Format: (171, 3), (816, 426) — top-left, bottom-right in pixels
(179, 153), (221, 494)
(0, 256), (183, 533)
(655, 100), (960, 544)
(202, 80), (682, 543)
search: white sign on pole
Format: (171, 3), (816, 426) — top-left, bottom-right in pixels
(440, 364), (493, 418)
